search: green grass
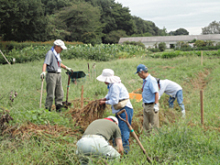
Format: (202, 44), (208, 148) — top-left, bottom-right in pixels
(0, 56), (220, 164)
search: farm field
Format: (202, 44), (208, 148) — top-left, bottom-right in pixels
(0, 55), (220, 164)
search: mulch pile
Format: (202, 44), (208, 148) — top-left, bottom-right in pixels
(67, 99), (106, 131)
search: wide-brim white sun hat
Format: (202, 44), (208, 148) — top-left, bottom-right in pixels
(96, 69), (121, 83)
(107, 116), (119, 125)
(54, 39), (67, 50)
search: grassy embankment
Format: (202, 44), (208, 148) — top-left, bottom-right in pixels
(0, 55), (220, 164)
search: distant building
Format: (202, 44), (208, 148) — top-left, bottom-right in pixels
(118, 34), (220, 48)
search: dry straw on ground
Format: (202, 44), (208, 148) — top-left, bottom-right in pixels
(67, 99), (106, 131)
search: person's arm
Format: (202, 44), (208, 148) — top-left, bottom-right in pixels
(60, 63), (72, 71)
(115, 138), (124, 155)
(60, 63), (66, 69)
(159, 80), (167, 96)
(99, 92), (111, 105)
(155, 92), (159, 104)
(149, 79), (159, 104)
(42, 63), (47, 72)
(105, 85), (120, 105)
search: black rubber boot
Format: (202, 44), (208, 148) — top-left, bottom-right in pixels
(45, 107), (51, 111)
(56, 104), (63, 112)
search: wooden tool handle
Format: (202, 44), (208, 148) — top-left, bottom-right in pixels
(39, 78), (44, 108)
(117, 109), (126, 115)
(66, 75), (71, 102)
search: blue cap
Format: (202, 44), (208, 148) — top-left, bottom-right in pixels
(135, 64), (148, 74)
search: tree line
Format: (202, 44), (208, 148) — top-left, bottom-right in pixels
(0, 0), (219, 44)
(0, 0), (162, 44)
(0, 0), (171, 44)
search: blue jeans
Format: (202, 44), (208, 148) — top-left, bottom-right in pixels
(116, 106), (133, 154)
(168, 90), (185, 111)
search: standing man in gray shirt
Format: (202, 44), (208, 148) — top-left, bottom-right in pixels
(40, 39), (72, 112)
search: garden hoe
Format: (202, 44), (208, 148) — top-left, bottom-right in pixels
(62, 71), (72, 109)
(62, 71), (86, 109)
(117, 109), (152, 163)
(39, 76), (44, 108)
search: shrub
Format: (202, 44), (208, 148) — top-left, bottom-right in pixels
(194, 40), (206, 47)
(161, 51), (179, 58)
(176, 41), (190, 49)
(147, 48), (160, 52)
(158, 42), (166, 51)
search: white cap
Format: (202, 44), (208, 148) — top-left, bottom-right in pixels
(54, 39), (67, 50)
(96, 69), (121, 83)
(107, 116), (118, 125)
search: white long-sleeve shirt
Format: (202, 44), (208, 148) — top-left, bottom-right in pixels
(159, 79), (182, 99)
(105, 83), (133, 114)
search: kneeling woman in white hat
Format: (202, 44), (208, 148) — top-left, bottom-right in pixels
(97, 69), (133, 154)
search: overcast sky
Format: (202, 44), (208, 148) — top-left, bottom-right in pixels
(115, 0), (220, 35)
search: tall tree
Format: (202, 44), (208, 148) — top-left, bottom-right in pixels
(131, 16), (164, 36)
(0, 0), (48, 41)
(85, 0), (135, 43)
(55, 2), (103, 44)
(104, 30), (127, 44)
(202, 21), (220, 34)
(41, 0), (74, 15)
(169, 28), (189, 36)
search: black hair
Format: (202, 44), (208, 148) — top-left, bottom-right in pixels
(155, 78), (160, 89)
(155, 78), (160, 83)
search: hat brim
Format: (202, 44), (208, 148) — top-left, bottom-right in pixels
(61, 45), (67, 50)
(96, 75), (121, 83)
(96, 75), (106, 82)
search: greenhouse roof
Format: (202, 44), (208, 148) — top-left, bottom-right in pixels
(118, 34), (220, 44)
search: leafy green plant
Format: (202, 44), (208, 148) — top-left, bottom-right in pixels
(194, 40), (206, 47)
(158, 42), (166, 51)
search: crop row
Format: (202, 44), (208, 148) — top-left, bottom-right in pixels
(0, 44), (146, 64)
(1, 44), (220, 64)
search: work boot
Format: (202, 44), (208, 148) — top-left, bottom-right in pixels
(56, 104), (63, 112)
(45, 107), (51, 111)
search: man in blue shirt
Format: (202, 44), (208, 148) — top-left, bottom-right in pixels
(97, 69), (133, 154)
(136, 64), (159, 134)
